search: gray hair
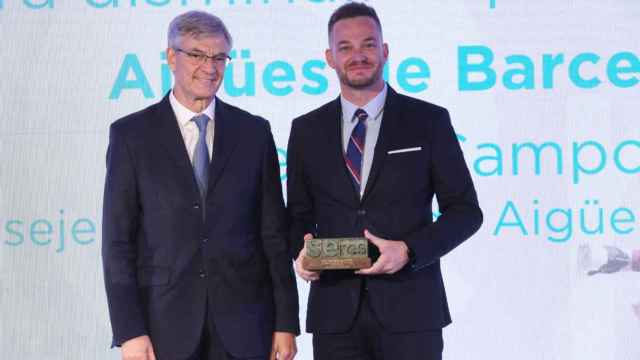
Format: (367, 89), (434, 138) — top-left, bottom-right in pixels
(168, 10), (232, 49)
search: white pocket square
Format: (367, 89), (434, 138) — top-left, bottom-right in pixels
(387, 147), (422, 154)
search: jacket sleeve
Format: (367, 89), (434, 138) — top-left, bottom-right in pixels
(259, 121), (301, 335)
(101, 124), (147, 346)
(405, 109), (483, 270)
(286, 118), (316, 259)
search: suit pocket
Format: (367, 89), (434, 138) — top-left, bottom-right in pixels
(387, 146), (422, 154)
(137, 266), (172, 286)
(385, 145), (428, 176)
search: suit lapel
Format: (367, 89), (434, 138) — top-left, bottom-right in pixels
(206, 98), (239, 195)
(323, 97), (361, 206)
(155, 94), (201, 199)
(361, 87), (401, 203)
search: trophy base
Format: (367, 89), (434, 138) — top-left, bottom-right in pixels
(302, 256), (372, 270)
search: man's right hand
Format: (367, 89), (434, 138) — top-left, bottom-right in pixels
(121, 335), (156, 360)
(294, 233), (321, 282)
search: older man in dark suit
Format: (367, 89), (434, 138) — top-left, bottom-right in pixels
(102, 11), (298, 360)
(287, 3), (482, 359)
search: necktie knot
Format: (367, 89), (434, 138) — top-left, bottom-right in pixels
(354, 108), (368, 123)
(192, 114), (209, 132)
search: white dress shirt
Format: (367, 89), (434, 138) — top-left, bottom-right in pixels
(169, 91), (215, 163)
(341, 84), (388, 196)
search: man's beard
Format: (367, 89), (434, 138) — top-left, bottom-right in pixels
(338, 63), (382, 89)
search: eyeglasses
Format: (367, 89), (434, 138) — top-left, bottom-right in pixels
(174, 48), (231, 67)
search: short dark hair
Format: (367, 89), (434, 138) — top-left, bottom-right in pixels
(327, 2), (382, 37)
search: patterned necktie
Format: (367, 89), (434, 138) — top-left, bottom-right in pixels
(345, 108), (368, 194)
(192, 114), (210, 199)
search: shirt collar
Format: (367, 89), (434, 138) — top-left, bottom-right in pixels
(340, 83), (388, 123)
(169, 90), (216, 127)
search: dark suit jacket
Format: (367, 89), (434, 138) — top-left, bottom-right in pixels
(287, 86), (482, 334)
(102, 94), (299, 359)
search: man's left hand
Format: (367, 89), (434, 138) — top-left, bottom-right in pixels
(269, 331), (297, 360)
(355, 229), (410, 275)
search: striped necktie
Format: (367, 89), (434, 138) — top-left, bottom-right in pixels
(192, 114), (210, 199)
(344, 108), (368, 195)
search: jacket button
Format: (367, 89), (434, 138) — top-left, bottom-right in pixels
(193, 202), (200, 209)
(202, 238), (208, 244)
(199, 270), (206, 278)
(357, 209), (366, 215)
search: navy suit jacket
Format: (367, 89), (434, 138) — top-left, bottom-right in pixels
(287, 86), (482, 333)
(102, 94), (299, 359)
